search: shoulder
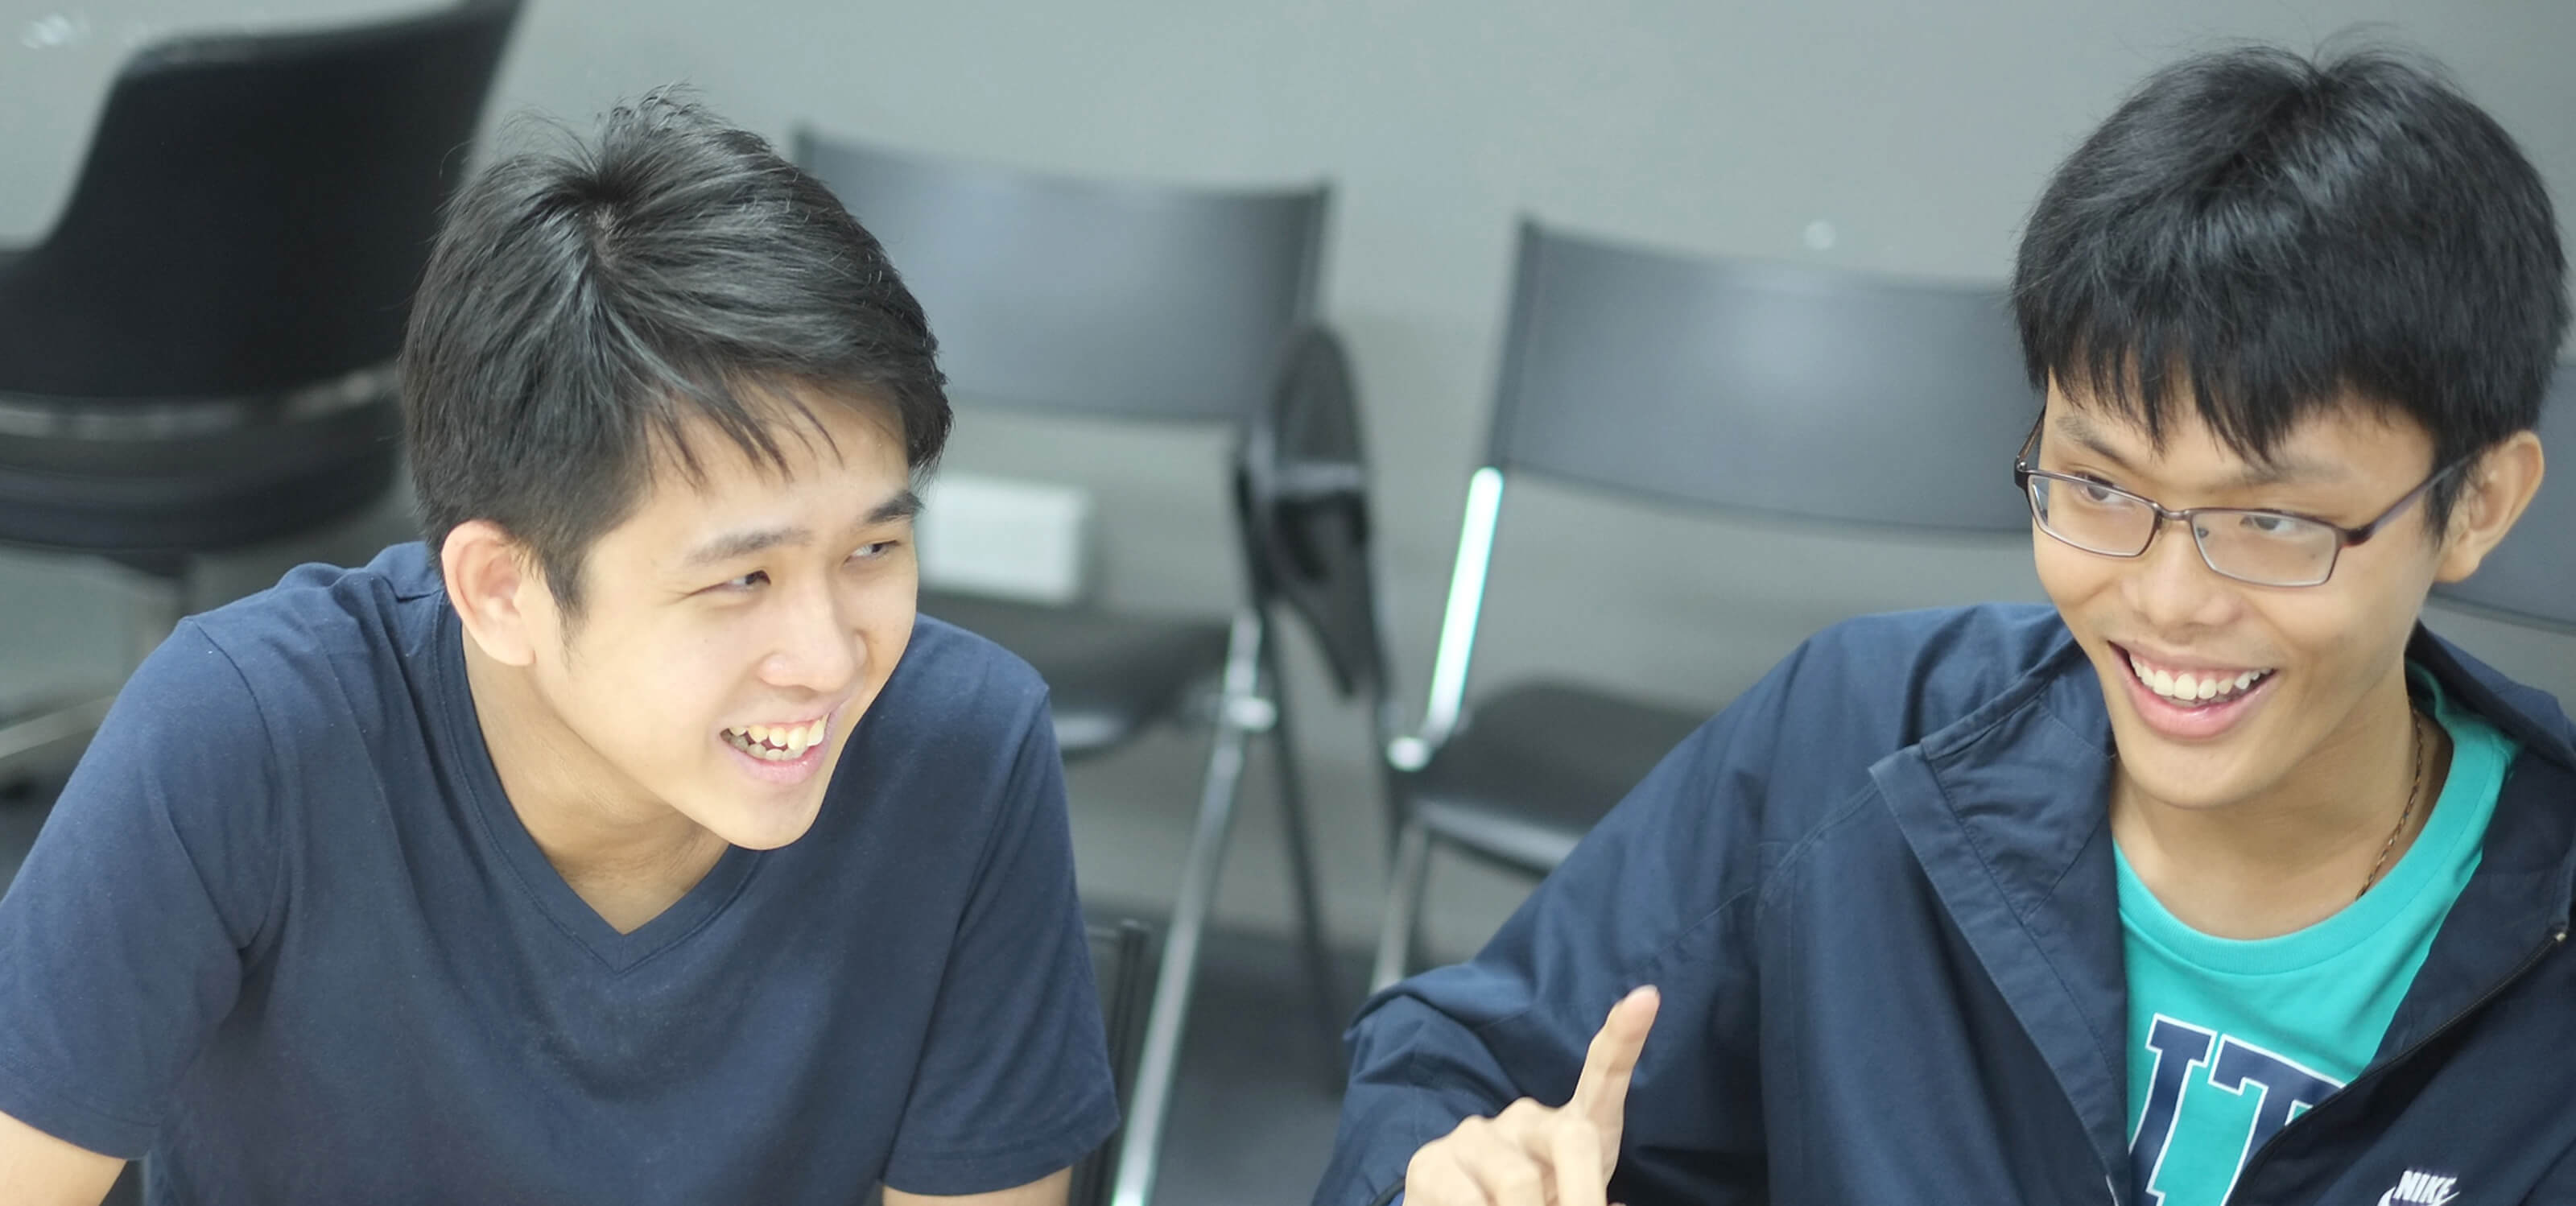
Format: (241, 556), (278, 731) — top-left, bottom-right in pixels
(1608, 605), (2074, 816)
(858, 613), (1055, 755)
(1656, 603), (2075, 836)
(1769, 603), (2074, 740)
(170, 543), (437, 743)
(804, 614), (1067, 871)
(185, 543), (434, 679)
(2415, 629), (2576, 766)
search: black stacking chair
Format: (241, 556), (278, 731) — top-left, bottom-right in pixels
(1370, 219), (2037, 989)
(2429, 362), (2576, 632)
(0, 0), (522, 787)
(793, 131), (1334, 1206)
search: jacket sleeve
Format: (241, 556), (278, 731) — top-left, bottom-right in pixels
(1314, 641), (1823, 1206)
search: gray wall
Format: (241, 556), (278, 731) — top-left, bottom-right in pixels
(6, 0), (2575, 956)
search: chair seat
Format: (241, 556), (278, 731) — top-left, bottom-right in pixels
(0, 390), (398, 560)
(1409, 681), (1709, 872)
(923, 591), (1231, 758)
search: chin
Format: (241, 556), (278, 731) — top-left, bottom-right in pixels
(2103, 715), (2281, 812)
(677, 785), (826, 852)
(720, 803), (825, 851)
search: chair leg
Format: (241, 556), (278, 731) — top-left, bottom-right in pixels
(0, 694), (116, 782)
(1108, 609), (1264, 1206)
(1257, 638), (1345, 1074)
(1372, 816), (1434, 992)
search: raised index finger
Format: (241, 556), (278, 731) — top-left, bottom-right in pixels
(1568, 985), (1660, 1128)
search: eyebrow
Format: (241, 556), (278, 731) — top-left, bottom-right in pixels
(679, 489), (923, 568)
(2050, 411), (2347, 490)
(868, 489), (925, 526)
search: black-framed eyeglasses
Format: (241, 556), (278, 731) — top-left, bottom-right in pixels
(2011, 420), (2464, 588)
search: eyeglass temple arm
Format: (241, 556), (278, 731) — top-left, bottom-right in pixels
(2339, 459), (2468, 545)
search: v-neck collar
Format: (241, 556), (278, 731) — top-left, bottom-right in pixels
(427, 601), (760, 973)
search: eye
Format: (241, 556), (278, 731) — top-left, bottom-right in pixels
(2236, 512), (2306, 536)
(849, 539), (901, 563)
(2063, 474), (2124, 505)
(713, 569), (769, 592)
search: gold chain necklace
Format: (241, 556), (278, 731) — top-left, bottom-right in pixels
(2357, 707), (2429, 901)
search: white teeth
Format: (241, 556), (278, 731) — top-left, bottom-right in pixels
(725, 717), (828, 760)
(2128, 650), (2269, 704)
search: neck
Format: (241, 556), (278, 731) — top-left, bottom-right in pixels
(459, 630), (726, 924)
(2113, 665), (2453, 940)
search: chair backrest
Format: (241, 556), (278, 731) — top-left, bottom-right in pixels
(1400, 220), (2037, 755)
(1236, 326), (1392, 712)
(0, 0), (522, 399)
(1070, 919), (1157, 1206)
(1488, 218), (2037, 527)
(2430, 361), (2576, 630)
(794, 132), (1328, 423)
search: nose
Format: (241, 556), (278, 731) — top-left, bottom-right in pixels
(758, 576), (861, 696)
(2122, 514), (2238, 632)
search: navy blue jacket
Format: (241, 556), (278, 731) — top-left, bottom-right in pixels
(1317, 605), (2576, 1206)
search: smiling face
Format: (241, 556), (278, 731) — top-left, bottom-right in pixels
(510, 389), (920, 851)
(2031, 385), (2462, 816)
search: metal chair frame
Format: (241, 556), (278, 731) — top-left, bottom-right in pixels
(793, 131), (1339, 1206)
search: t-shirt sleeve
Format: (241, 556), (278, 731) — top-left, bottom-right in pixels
(0, 621), (281, 1156)
(881, 698), (1119, 1195)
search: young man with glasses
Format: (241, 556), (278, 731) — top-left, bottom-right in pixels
(1317, 46), (2568, 1206)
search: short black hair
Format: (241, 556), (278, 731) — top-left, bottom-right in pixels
(404, 90), (949, 614)
(2013, 44), (2566, 526)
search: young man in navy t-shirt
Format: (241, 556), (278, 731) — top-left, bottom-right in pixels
(0, 94), (1117, 1204)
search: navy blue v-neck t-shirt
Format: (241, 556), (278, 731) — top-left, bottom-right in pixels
(0, 543), (1117, 1202)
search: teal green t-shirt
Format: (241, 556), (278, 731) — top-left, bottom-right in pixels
(2119, 667), (2519, 1206)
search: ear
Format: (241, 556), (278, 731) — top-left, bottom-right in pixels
(441, 520), (551, 667)
(2433, 431), (2545, 584)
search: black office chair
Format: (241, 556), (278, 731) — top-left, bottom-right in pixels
(793, 131), (1335, 1206)
(0, 0), (522, 785)
(1370, 219), (2038, 988)
(2429, 361), (2576, 632)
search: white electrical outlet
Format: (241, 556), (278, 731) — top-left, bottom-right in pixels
(914, 472), (1095, 605)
